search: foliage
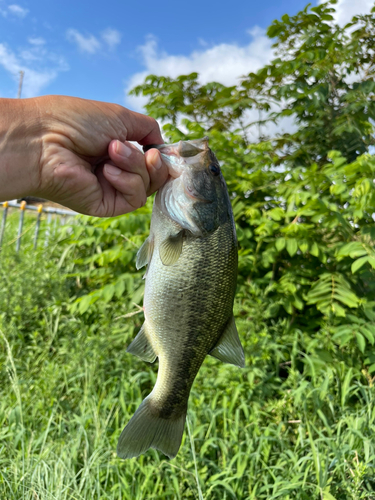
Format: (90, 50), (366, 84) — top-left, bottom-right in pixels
(1, 244), (375, 499)
(1, 1), (375, 498)
(131, 1), (375, 164)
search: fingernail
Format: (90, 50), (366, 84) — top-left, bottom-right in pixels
(116, 141), (132, 158)
(105, 164), (122, 176)
(151, 151), (162, 170)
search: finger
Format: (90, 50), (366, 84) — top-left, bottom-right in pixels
(119, 108), (163, 145)
(108, 140), (149, 190)
(102, 163), (147, 213)
(144, 149), (169, 196)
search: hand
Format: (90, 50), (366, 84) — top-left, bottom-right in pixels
(0, 95), (169, 216)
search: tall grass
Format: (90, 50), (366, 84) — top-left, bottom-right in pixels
(0, 220), (375, 499)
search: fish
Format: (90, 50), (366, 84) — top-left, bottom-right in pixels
(117, 137), (245, 460)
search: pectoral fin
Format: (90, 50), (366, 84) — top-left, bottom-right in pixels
(209, 316), (245, 367)
(127, 323), (157, 363)
(136, 236), (154, 270)
(159, 231), (184, 266)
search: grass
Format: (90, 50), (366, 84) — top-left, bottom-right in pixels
(0, 211), (375, 499)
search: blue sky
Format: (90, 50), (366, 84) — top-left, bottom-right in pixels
(0, 0), (373, 112)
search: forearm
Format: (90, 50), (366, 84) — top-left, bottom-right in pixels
(0, 98), (42, 201)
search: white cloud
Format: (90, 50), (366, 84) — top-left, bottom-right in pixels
(7, 4), (28, 17)
(0, 42), (68, 97)
(28, 37), (46, 46)
(318, 0), (374, 26)
(67, 27), (122, 54)
(66, 29), (101, 54)
(0, 2), (28, 17)
(126, 28), (273, 111)
(101, 28), (121, 49)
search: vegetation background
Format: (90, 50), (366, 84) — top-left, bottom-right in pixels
(1, 1), (375, 498)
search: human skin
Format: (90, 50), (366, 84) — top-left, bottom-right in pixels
(0, 95), (168, 216)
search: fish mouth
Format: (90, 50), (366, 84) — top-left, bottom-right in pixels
(143, 138), (208, 157)
(183, 184), (211, 203)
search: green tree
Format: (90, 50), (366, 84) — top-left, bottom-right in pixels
(131, 1), (375, 164)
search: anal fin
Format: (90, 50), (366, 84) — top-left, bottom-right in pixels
(209, 316), (245, 367)
(127, 323), (157, 363)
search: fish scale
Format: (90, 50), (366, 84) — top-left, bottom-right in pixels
(117, 138), (244, 460)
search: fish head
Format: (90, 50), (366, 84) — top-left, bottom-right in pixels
(146, 138), (232, 235)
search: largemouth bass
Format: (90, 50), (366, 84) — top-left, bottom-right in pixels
(117, 137), (245, 460)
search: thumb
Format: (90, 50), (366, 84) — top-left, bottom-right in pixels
(145, 149), (169, 195)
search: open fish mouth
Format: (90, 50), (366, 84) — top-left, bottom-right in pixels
(143, 138), (208, 157)
(143, 138), (209, 179)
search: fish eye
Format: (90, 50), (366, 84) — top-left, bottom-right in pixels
(209, 164), (220, 176)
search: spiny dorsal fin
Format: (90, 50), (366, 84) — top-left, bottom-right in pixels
(126, 323), (157, 363)
(136, 236), (154, 270)
(209, 316), (245, 367)
(159, 231), (184, 266)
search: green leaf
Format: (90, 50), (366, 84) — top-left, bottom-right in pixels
(310, 242), (319, 257)
(363, 303), (375, 321)
(356, 332), (366, 353)
(286, 239), (298, 257)
(337, 242), (367, 258)
(331, 302), (346, 317)
(114, 280), (126, 299)
(351, 256), (369, 274)
(79, 295), (93, 314)
(360, 326), (374, 345)
(268, 208), (284, 221)
(275, 237), (286, 251)
(323, 491), (337, 500)
(298, 239), (309, 253)
(132, 284), (145, 304)
(102, 285), (115, 303)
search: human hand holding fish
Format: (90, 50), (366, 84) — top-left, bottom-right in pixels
(0, 95), (169, 216)
(118, 138), (245, 460)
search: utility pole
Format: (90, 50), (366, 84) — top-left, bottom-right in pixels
(17, 70), (24, 99)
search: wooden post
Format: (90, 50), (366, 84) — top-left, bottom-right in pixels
(16, 200), (26, 253)
(0, 201), (9, 250)
(33, 204), (43, 249)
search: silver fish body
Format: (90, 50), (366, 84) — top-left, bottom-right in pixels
(117, 138), (244, 460)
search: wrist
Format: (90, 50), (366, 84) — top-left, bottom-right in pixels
(0, 98), (42, 201)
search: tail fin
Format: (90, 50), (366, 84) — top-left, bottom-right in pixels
(117, 397), (186, 459)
